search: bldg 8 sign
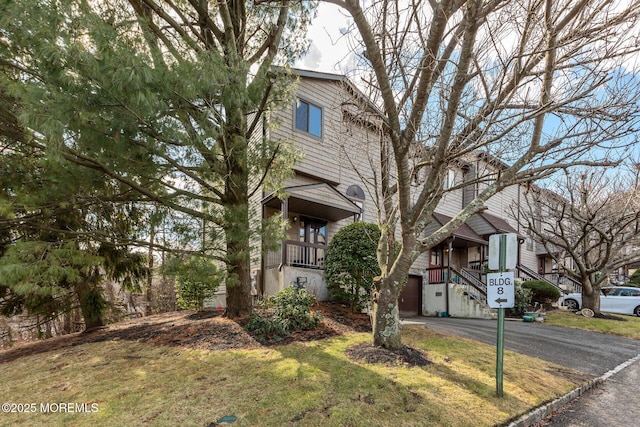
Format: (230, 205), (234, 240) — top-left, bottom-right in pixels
(487, 272), (515, 308)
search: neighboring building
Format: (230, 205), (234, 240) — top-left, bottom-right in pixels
(244, 69), (568, 318)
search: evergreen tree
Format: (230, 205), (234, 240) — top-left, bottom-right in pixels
(325, 223), (381, 312)
(0, 0), (314, 318)
(1, 125), (149, 330)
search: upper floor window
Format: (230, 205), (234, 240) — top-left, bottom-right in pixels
(295, 98), (322, 138)
(526, 236), (534, 251)
(443, 168), (455, 189)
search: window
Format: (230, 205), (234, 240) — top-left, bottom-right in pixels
(295, 98), (322, 137)
(526, 231), (534, 251)
(443, 169), (455, 189)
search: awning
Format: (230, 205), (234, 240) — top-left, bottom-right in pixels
(262, 183), (361, 221)
(467, 212), (524, 239)
(426, 212), (488, 247)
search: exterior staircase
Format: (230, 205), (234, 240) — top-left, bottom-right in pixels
(450, 267), (496, 319)
(516, 264), (582, 294)
(430, 264), (583, 319)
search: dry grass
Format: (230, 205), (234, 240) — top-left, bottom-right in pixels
(0, 325), (588, 427)
(544, 310), (640, 339)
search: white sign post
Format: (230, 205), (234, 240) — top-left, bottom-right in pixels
(488, 233), (518, 398)
(488, 233), (518, 270)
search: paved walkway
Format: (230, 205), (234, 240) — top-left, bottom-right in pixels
(529, 355), (640, 427)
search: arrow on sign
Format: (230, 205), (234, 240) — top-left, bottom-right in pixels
(495, 298), (508, 304)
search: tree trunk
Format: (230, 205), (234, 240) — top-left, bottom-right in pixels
(580, 275), (601, 314)
(74, 280), (105, 331)
(222, 140), (252, 318)
(371, 277), (402, 349)
(581, 284), (601, 314)
(225, 255), (252, 318)
(220, 67), (253, 319)
(146, 225), (155, 316)
(224, 200), (252, 318)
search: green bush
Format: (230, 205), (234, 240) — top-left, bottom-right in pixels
(629, 269), (640, 287)
(266, 286), (321, 330)
(168, 256), (222, 310)
(244, 314), (289, 341)
(325, 222), (381, 312)
(509, 281), (533, 317)
(521, 280), (561, 306)
(245, 287), (322, 342)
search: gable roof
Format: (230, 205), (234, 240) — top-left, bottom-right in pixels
(281, 68), (387, 121)
(480, 212), (519, 235)
(466, 211), (523, 238)
(428, 212), (488, 246)
(262, 182), (361, 221)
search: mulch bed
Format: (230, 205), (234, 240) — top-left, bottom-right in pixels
(346, 343), (430, 367)
(2, 302), (420, 365)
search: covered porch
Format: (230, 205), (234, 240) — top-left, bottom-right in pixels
(261, 182), (362, 299)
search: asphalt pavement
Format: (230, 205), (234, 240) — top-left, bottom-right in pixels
(400, 316), (640, 427)
(532, 354), (640, 427)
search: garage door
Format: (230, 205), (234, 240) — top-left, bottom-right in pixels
(399, 275), (422, 316)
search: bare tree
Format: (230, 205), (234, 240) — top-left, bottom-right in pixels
(514, 167), (640, 314)
(310, 0), (640, 348)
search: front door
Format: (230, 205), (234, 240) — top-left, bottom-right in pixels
(298, 217), (327, 267)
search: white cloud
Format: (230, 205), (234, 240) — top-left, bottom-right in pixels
(296, 3), (354, 74)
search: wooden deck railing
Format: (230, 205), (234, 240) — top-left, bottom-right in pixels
(265, 240), (326, 270)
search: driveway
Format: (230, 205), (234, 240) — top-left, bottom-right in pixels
(402, 317), (640, 376)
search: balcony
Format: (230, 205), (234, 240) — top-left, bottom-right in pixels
(266, 240), (326, 270)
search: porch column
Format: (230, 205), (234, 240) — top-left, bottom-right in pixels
(446, 237), (453, 316)
(281, 198), (288, 267)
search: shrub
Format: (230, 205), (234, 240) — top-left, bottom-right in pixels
(325, 222), (381, 312)
(168, 256), (222, 310)
(244, 314), (289, 341)
(509, 280), (533, 317)
(521, 280), (561, 306)
(629, 269), (640, 287)
(245, 287), (322, 342)
(265, 286), (321, 330)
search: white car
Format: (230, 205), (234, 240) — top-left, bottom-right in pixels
(560, 286), (640, 317)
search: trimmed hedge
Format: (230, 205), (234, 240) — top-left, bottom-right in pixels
(521, 280), (561, 305)
(324, 222), (381, 312)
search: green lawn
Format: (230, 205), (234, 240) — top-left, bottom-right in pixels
(0, 326), (588, 427)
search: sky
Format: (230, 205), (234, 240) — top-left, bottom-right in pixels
(295, 2), (640, 169)
(296, 4), (354, 74)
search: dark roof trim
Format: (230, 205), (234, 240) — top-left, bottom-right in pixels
(432, 212), (488, 245)
(479, 212), (522, 237)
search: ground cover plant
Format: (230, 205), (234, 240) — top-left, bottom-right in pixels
(0, 304), (591, 427)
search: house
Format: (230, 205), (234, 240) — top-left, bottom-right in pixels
(244, 69), (565, 318)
